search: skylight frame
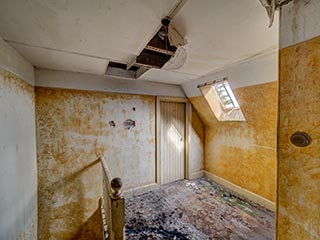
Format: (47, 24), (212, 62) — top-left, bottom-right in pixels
(197, 77), (246, 122)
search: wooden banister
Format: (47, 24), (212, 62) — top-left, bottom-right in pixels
(99, 157), (125, 240)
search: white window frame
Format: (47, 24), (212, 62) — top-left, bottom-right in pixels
(198, 78), (246, 122)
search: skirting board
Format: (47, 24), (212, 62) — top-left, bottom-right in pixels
(204, 171), (276, 211)
(123, 183), (159, 198)
(189, 170), (204, 179)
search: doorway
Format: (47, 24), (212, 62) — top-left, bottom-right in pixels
(157, 97), (189, 185)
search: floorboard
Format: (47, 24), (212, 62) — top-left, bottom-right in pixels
(125, 177), (274, 240)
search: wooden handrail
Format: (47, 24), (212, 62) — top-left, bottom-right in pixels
(98, 157), (125, 240)
(100, 157), (113, 192)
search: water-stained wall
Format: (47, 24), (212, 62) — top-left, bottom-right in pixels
(278, 1), (320, 238)
(190, 81), (278, 203)
(35, 87), (156, 239)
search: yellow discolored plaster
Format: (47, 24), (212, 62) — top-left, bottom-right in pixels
(189, 107), (205, 175)
(191, 107), (205, 142)
(0, 67), (34, 101)
(36, 87), (156, 239)
(278, 36), (320, 239)
(190, 81), (278, 202)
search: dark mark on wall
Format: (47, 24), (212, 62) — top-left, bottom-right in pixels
(132, 107), (136, 111)
(124, 119), (135, 129)
(108, 121), (116, 127)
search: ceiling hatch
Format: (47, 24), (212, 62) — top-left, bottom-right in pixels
(105, 18), (187, 79)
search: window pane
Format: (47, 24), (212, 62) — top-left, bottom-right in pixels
(198, 79), (246, 122)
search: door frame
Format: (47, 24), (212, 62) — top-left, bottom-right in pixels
(156, 96), (191, 185)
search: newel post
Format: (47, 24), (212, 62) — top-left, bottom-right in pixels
(110, 177), (125, 240)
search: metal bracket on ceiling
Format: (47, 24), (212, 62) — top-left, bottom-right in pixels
(259, 0), (295, 27)
(197, 77), (228, 89)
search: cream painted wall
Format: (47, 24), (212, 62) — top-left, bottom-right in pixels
(0, 38), (34, 85)
(280, 0), (320, 48)
(0, 39), (37, 240)
(182, 51), (278, 98)
(35, 68), (186, 97)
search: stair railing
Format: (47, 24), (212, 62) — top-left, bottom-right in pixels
(99, 157), (125, 240)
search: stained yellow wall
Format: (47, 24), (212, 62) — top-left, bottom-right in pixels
(278, 36), (320, 239)
(190, 81), (278, 202)
(35, 87), (156, 239)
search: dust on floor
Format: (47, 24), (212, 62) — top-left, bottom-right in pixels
(125, 178), (274, 240)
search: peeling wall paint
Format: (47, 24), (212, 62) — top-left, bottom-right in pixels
(190, 81), (278, 202)
(278, 31), (320, 240)
(35, 87), (156, 239)
(0, 68), (37, 240)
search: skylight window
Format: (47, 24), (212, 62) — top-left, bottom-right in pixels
(198, 78), (246, 122)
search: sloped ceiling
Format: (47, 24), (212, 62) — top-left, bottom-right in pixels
(0, 0), (278, 85)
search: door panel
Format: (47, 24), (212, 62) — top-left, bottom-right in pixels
(160, 101), (186, 184)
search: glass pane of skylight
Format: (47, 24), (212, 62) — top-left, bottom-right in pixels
(224, 82), (240, 108)
(214, 82), (235, 109)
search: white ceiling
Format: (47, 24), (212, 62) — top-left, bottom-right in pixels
(172, 0), (279, 77)
(0, 0), (278, 85)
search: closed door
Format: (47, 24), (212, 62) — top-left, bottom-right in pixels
(160, 101), (186, 184)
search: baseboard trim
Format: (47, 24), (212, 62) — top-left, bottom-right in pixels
(123, 183), (159, 198)
(189, 170), (204, 179)
(204, 171), (275, 211)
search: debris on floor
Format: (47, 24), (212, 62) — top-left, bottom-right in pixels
(125, 177), (274, 240)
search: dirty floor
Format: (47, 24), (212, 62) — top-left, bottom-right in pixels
(125, 178), (274, 240)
